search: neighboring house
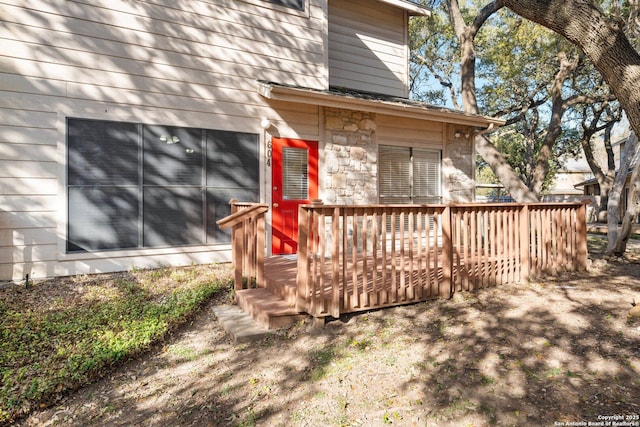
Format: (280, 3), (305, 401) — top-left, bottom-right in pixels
(0, 0), (502, 282)
(541, 155), (595, 219)
(542, 157), (593, 202)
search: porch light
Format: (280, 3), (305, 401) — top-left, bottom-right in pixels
(260, 117), (272, 129)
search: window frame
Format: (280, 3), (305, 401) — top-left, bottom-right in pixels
(378, 144), (442, 205)
(264, 0), (305, 12)
(238, 0), (309, 17)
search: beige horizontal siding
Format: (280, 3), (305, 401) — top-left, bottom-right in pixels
(0, 244), (57, 265)
(2, 21), (324, 90)
(268, 100), (321, 140)
(0, 143), (57, 162)
(0, 195), (58, 212)
(0, 262), (53, 283)
(0, 178), (58, 196)
(0, 160), (57, 179)
(0, 107), (56, 129)
(2, 0), (324, 55)
(0, 228), (57, 247)
(0, 211), (56, 229)
(0, 0), (328, 281)
(377, 114), (445, 148)
(329, 0), (408, 97)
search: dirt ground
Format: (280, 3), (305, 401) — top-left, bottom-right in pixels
(13, 255), (640, 427)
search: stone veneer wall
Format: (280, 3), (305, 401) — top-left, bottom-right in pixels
(443, 125), (475, 202)
(322, 109), (476, 204)
(323, 107), (378, 204)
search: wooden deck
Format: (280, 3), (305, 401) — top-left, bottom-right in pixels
(260, 249), (521, 317)
(220, 201), (588, 329)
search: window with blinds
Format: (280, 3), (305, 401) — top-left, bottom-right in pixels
(282, 147), (309, 200)
(378, 145), (441, 204)
(67, 118), (258, 252)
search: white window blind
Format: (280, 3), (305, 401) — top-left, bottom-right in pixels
(412, 148), (442, 204)
(283, 147), (309, 200)
(379, 145), (441, 204)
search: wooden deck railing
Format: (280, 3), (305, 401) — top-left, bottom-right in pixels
(296, 202), (587, 318)
(216, 199), (269, 290)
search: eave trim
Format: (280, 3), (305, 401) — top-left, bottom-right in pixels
(377, 0), (432, 16)
(258, 81), (505, 129)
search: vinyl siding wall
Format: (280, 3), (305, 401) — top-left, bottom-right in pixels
(328, 0), (409, 97)
(0, 0), (325, 281)
(377, 114), (445, 149)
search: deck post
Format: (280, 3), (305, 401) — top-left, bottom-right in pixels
(331, 207), (341, 318)
(576, 201), (588, 271)
(256, 211), (266, 287)
(441, 205), (453, 299)
(519, 204), (530, 283)
(228, 199), (243, 290)
(296, 206), (310, 313)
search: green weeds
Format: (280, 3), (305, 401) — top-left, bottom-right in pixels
(0, 264), (232, 424)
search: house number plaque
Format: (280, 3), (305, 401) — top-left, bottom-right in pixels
(266, 139), (272, 167)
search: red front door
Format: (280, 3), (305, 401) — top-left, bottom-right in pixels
(271, 138), (318, 254)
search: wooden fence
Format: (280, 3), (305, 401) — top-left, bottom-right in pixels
(296, 202), (587, 318)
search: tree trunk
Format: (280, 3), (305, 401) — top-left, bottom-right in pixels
(613, 158), (640, 256)
(580, 125), (616, 222)
(597, 124), (617, 221)
(475, 135), (540, 202)
(449, 0), (540, 202)
(607, 133), (637, 251)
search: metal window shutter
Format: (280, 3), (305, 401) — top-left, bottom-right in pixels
(143, 187), (204, 247)
(67, 186), (140, 252)
(67, 119), (140, 252)
(207, 131), (259, 188)
(143, 125), (203, 186)
(205, 131), (259, 244)
(68, 119), (139, 186)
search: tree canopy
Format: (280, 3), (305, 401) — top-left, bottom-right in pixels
(410, 0), (633, 205)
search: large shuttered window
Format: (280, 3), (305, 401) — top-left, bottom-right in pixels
(379, 145), (441, 204)
(67, 118), (259, 252)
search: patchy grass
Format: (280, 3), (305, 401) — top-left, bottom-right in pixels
(587, 233), (608, 253)
(0, 263), (232, 424)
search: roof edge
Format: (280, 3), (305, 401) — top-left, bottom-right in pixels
(258, 81), (505, 129)
(377, 0), (432, 16)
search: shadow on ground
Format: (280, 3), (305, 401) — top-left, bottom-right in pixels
(18, 261), (640, 427)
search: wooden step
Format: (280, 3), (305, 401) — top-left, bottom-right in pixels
(264, 281), (297, 307)
(263, 255), (299, 306)
(236, 288), (308, 330)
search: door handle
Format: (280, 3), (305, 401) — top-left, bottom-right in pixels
(273, 203), (279, 208)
